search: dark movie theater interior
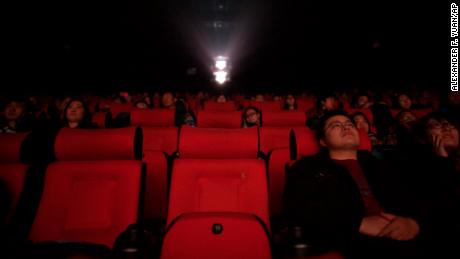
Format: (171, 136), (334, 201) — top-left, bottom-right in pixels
(1, 1), (459, 259)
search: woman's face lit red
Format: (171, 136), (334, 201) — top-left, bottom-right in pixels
(66, 101), (85, 124)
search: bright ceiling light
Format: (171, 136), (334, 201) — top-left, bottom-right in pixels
(215, 60), (227, 70)
(214, 70), (228, 84)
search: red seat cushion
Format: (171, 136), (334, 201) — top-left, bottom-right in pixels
(0, 164), (28, 223)
(0, 132), (29, 163)
(179, 126), (258, 159)
(161, 212), (271, 259)
(262, 111), (306, 127)
(203, 101), (236, 111)
(167, 159), (269, 230)
(196, 111), (242, 128)
(29, 160), (142, 247)
(143, 150), (169, 219)
(54, 127), (142, 161)
(130, 109), (175, 127)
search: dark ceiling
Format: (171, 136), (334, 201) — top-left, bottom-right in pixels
(3, 1), (450, 94)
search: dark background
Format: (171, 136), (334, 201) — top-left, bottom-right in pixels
(3, 1), (451, 95)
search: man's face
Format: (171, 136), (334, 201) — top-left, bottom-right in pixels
(162, 93), (175, 108)
(426, 119), (459, 152)
(321, 115), (360, 150)
(398, 95), (412, 110)
(245, 108), (260, 124)
(5, 101), (25, 121)
(322, 97), (338, 111)
(357, 96), (369, 108)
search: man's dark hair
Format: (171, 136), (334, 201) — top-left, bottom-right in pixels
(316, 110), (354, 140)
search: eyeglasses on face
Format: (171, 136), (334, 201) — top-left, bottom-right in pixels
(428, 121), (456, 129)
(325, 120), (356, 131)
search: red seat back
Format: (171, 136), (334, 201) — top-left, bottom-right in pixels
(249, 101), (282, 112)
(262, 111), (306, 127)
(130, 109), (175, 127)
(0, 133), (29, 163)
(196, 111), (242, 128)
(161, 213), (271, 259)
(143, 127), (178, 156)
(290, 128), (320, 160)
(178, 126), (258, 159)
(203, 101), (236, 111)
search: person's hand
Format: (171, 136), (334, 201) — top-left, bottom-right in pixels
(359, 214), (395, 237)
(378, 213), (420, 241)
(432, 134), (449, 157)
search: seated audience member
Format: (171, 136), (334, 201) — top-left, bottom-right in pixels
(352, 112), (378, 146)
(255, 94), (265, 102)
(395, 110), (418, 148)
(161, 92), (177, 109)
(161, 92), (195, 126)
(242, 106), (261, 128)
(62, 99), (95, 129)
(134, 100), (149, 109)
(354, 93), (372, 109)
(216, 94), (228, 103)
(283, 94), (297, 110)
(306, 92), (340, 129)
(0, 98), (34, 133)
(284, 111), (427, 258)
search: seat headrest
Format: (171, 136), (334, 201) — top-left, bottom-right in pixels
(178, 126), (259, 158)
(0, 132), (29, 163)
(289, 128), (320, 160)
(130, 109), (175, 127)
(203, 101), (236, 111)
(143, 127), (178, 155)
(197, 111), (242, 128)
(358, 129), (372, 152)
(249, 101), (282, 111)
(262, 111), (306, 127)
(54, 127), (142, 161)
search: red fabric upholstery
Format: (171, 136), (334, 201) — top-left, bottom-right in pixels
(413, 108), (433, 118)
(197, 111), (242, 128)
(260, 127), (301, 155)
(267, 148), (290, 216)
(290, 128), (320, 160)
(0, 164), (28, 223)
(130, 109), (175, 127)
(142, 127), (178, 156)
(161, 212), (271, 259)
(54, 127), (141, 161)
(262, 111), (306, 127)
(203, 101), (236, 111)
(178, 126), (259, 159)
(0, 132), (28, 163)
(296, 98), (316, 112)
(29, 160), (142, 247)
(143, 150), (168, 219)
(100, 102), (133, 118)
(91, 112), (109, 128)
(249, 101), (282, 111)
(167, 159), (269, 230)
(358, 129), (372, 152)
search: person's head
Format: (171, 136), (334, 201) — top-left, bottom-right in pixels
(63, 99), (91, 128)
(255, 94), (265, 102)
(273, 96), (281, 101)
(161, 92), (176, 108)
(243, 106), (261, 127)
(418, 112), (459, 154)
(318, 93), (339, 112)
(216, 94), (227, 103)
(134, 100), (149, 109)
(356, 93), (370, 108)
(4, 99), (26, 122)
(317, 111), (360, 152)
(352, 112), (371, 133)
(284, 94), (297, 110)
(398, 94), (412, 110)
(397, 110), (417, 129)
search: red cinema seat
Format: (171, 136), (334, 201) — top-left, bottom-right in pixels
(196, 111), (242, 128)
(167, 126), (269, 233)
(142, 127), (178, 219)
(260, 127), (293, 156)
(101, 102), (133, 118)
(130, 109), (176, 127)
(161, 213), (271, 259)
(28, 127), (143, 248)
(296, 98), (316, 112)
(290, 128), (320, 160)
(262, 111), (306, 127)
(203, 101), (236, 111)
(0, 133), (30, 224)
(91, 111), (111, 128)
(250, 101), (282, 112)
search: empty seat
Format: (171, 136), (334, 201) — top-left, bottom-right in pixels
(91, 111), (111, 128)
(142, 127), (178, 219)
(130, 109), (176, 127)
(262, 111), (306, 127)
(28, 127), (143, 248)
(196, 111), (242, 128)
(203, 101), (236, 111)
(290, 128), (321, 160)
(249, 101), (282, 112)
(296, 98), (316, 112)
(161, 212), (271, 259)
(260, 127), (293, 156)
(0, 133), (30, 224)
